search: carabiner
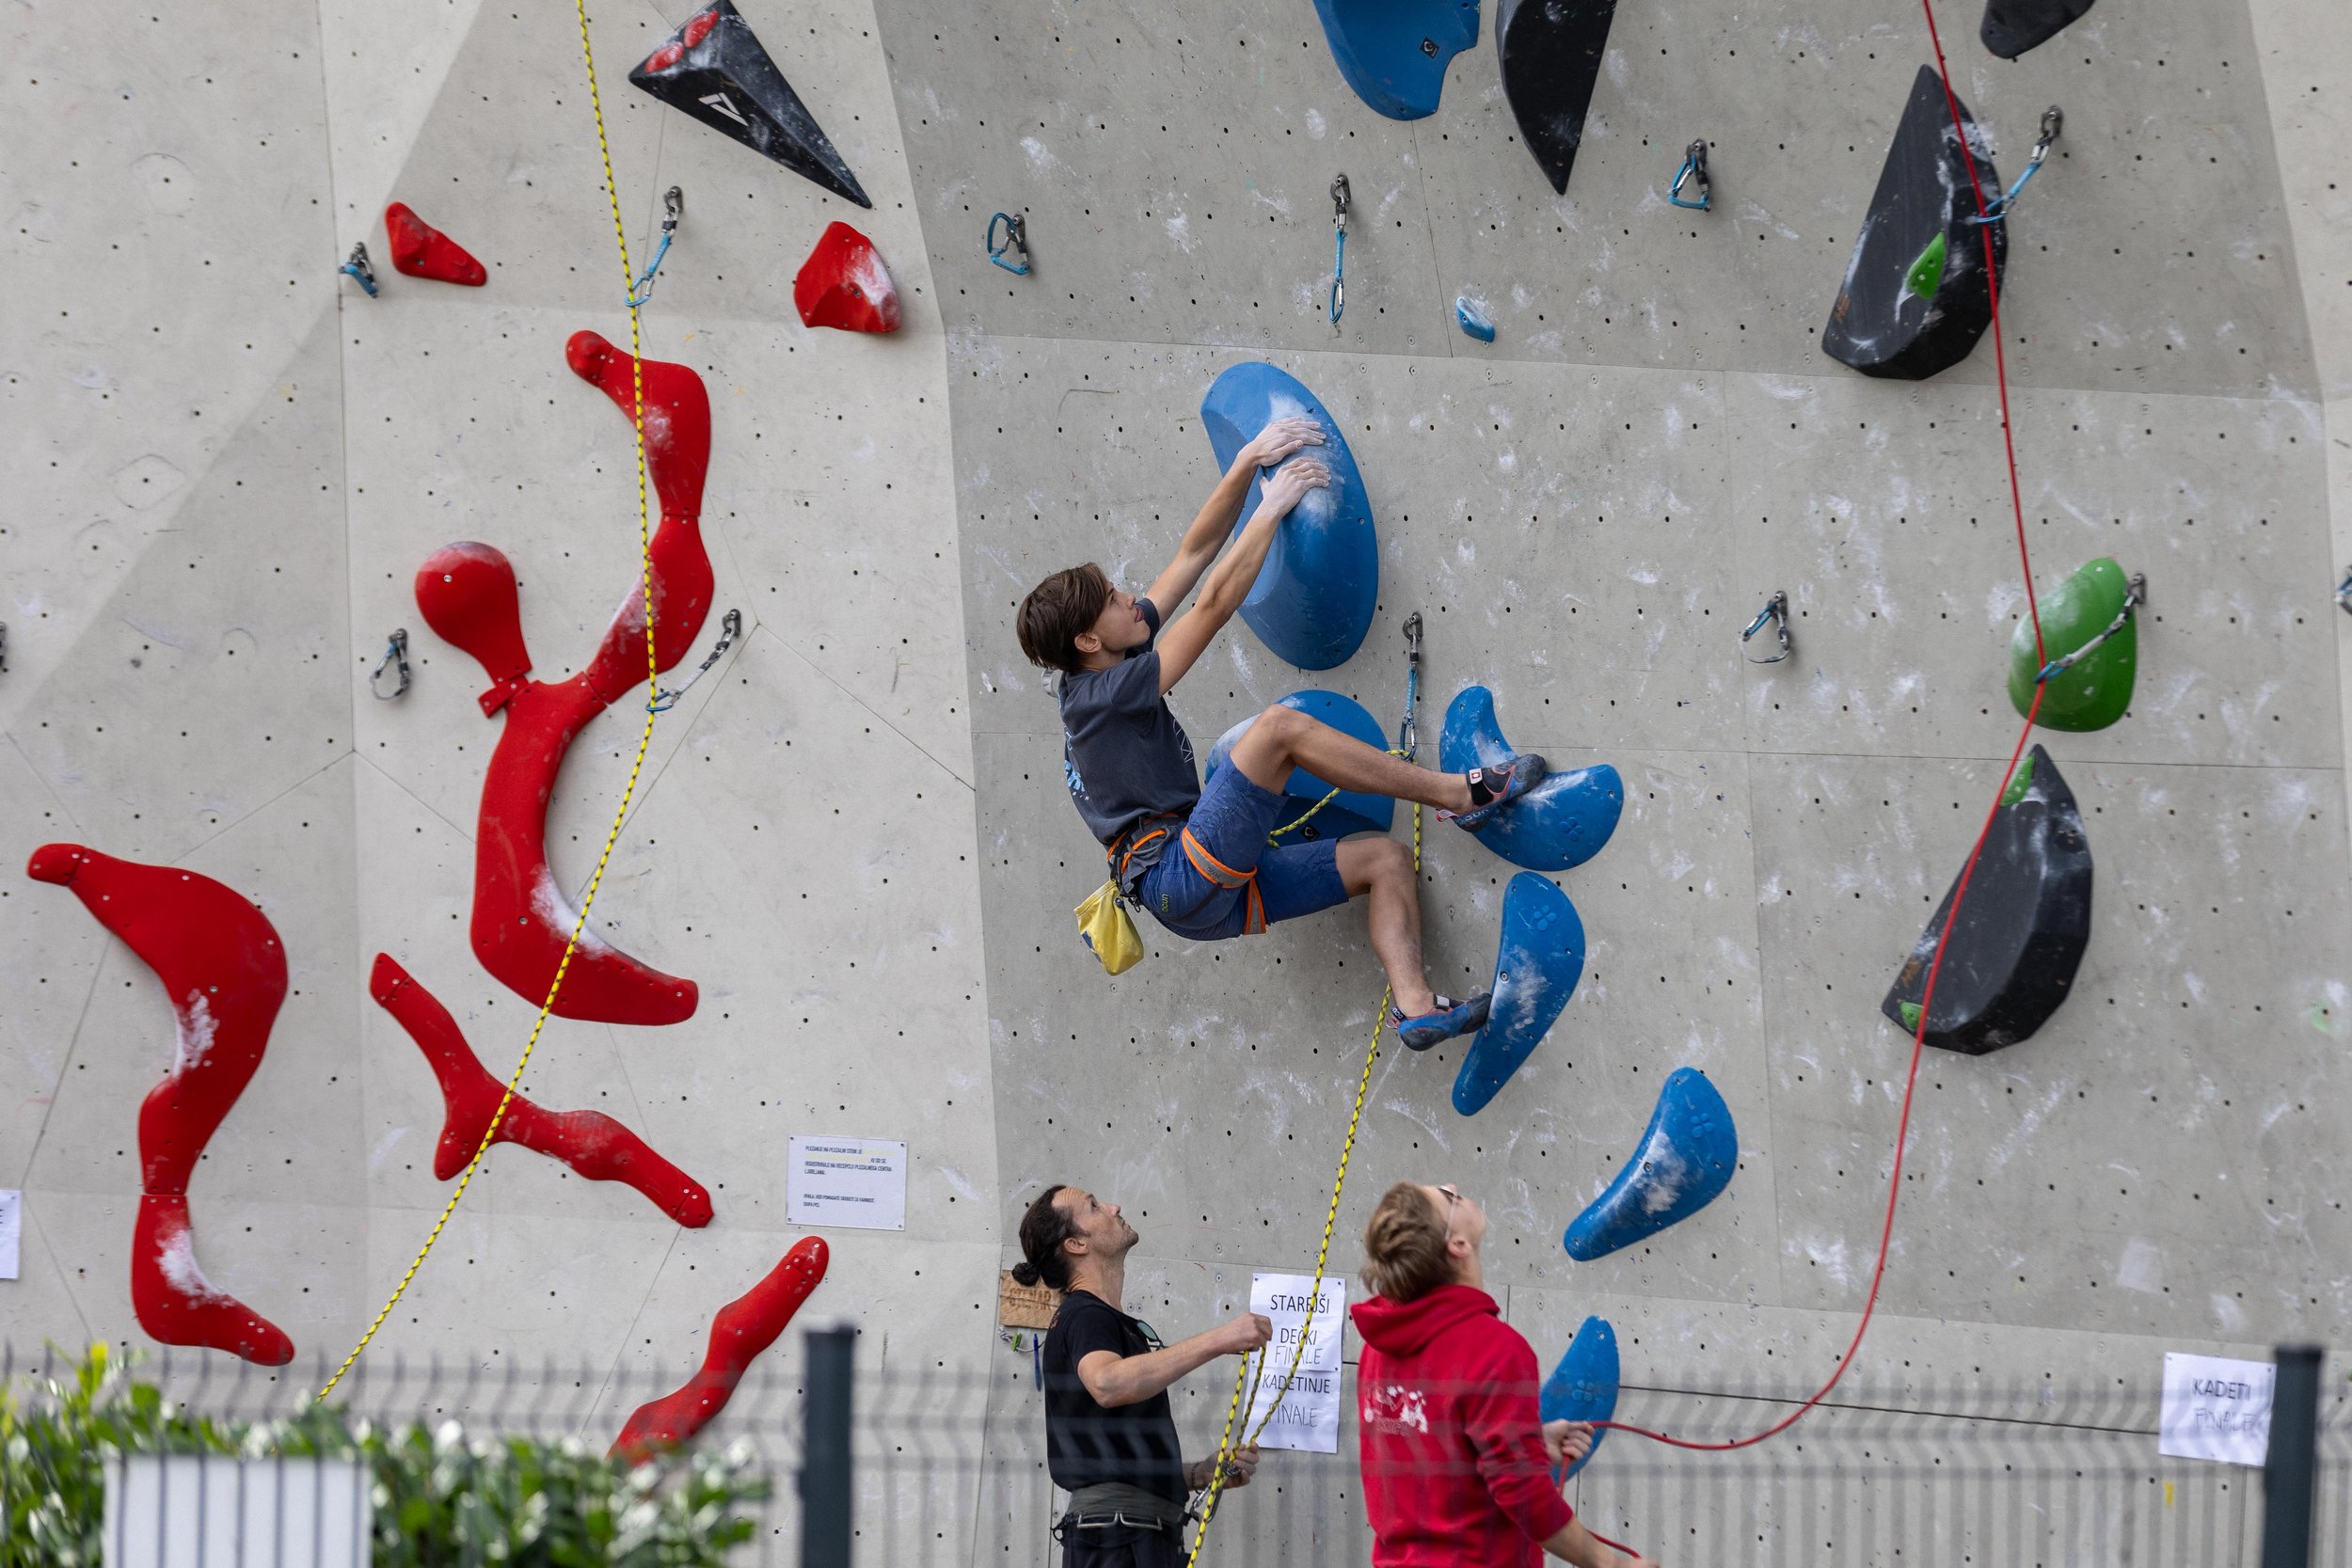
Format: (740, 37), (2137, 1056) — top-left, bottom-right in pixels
(1967, 104), (2061, 227)
(628, 186), (684, 308)
(1398, 610), (1423, 761)
(2337, 566), (2352, 616)
(987, 211), (1030, 276)
(1668, 139), (1710, 212)
(339, 241), (378, 298)
(1741, 592), (1791, 664)
(650, 608), (741, 713)
(1328, 174), (1351, 329)
(2035, 571), (2144, 684)
(371, 628), (411, 701)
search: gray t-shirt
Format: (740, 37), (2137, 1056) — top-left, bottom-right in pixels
(1058, 598), (1199, 876)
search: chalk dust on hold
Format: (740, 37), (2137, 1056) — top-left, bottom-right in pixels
(533, 868), (612, 954)
(1262, 391), (1340, 523)
(155, 1220), (232, 1305)
(169, 990), (218, 1079)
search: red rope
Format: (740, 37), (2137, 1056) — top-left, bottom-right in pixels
(1591, 0), (2051, 1461)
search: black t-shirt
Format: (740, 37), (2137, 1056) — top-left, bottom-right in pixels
(1057, 599), (1200, 875)
(1041, 1290), (1186, 1501)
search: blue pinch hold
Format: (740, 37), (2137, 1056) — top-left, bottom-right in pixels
(1454, 872), (1583, 1116)
(1438, 687), (1624, 872)
(1455, 296), (1497, 342)
(1311, 0), (1481, 120)
(1563, 1067), (1738, 1261)
(1205, 689), (1397, 843)
(1200, 363), (1381, 671)
(1538, 1316), (1619, 1481)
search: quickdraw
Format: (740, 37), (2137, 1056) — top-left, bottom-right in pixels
(2036, 571), (2143, 684)
(370, 628), (411, 701)
(1966, 104), (2061, 226)
(1327, 173), (1350, 329)
(987, 211), (1031, 276)
(1668, 139), (1711, 211)
(1397, 610), (1422, 761)
(629, 185), (684, 308)
(2335, 566), (2352, 616)
(1741, 590), (1792, 664)
(338, 241), (378, 298)
(651, 607), (740, 713)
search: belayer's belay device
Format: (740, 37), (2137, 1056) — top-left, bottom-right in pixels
(630, 0), (871, 209)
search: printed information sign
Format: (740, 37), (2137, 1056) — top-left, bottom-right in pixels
(787, 1136), (908, 1231)
(2158, 1352), (2276, 1466)
(1240, 1271), (1346, 1454)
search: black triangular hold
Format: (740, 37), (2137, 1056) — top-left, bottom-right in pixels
(629, 0), (870, 209)
(1981, 0), (2095, 60)
(1497, 0), (1621, 195)
(1883, 746), (2092, 1055)
(1822, 65), (2005, 381)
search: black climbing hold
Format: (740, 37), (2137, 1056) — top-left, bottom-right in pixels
(1822, 66), (2005, 381)
(630, 0), (871, 210)
(1980, 0), (2094, 60)
(1496, 0), (1620, 195)
(1882, 745), (2091, 1054)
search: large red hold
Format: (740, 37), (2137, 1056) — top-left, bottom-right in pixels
(384, 201), (488, 286)
(611, 1237), (830, 1460)
(793, 221), (900, 334)
(370, 954), (713, 1227)
(413, 332), (716, 1025)
(26, 844), (295, 1365)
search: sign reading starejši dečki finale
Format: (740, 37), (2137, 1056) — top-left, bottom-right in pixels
(1241, 1271), (1345, 1454)
(787, 1136), (908, 1231)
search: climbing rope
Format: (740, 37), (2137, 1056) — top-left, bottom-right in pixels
(316, 0), (665, 1402)
(1592, 0), (2052, 1458)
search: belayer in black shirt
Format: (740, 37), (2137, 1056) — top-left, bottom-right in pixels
(1012, 1183), (1274, 1567)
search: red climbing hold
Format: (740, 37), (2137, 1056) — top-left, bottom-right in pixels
(383, 201), (488, 287)
(26, 844), (294, 1365)
(411, 334), (715, 1026)
(793, 221), (900, 334)
(612, 1237), (830, 1460)
(370, 955), (713, 1227)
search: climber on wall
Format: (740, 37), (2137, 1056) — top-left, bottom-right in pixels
(1015, 417), (1548, 1050)
(1013, 1183), (1273, 1566)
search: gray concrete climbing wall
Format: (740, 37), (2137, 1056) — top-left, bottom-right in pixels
(3, 0), (2349, 1559)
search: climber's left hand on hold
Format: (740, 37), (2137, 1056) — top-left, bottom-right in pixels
(1237, 416), (1324, 472)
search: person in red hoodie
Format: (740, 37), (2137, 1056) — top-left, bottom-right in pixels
(1351, 1181), (1657, 1568)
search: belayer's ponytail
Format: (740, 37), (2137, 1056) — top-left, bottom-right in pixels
(1014, 1185), (1078, 1293)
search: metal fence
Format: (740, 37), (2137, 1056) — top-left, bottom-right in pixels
(5, 1338), (2344, 1566)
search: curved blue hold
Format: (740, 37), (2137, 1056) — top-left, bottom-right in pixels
(1455, 296), (1497, 342)
(1454, 873), (1583, 1115)
(1205, 689), (1397, 843)
(1538, 1316), (1618, 1481)
(1563, 1067), (1739, 1261)
(1311, 0), (1481, 120)
(1200, 363), (1380, 672)
(1438, 686), (1624, 871)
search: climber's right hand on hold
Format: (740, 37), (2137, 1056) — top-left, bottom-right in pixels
(1236, 415), (1325, 471)
(1222, 1311), (1275, 1355)
(1257, 458), (1330, 519)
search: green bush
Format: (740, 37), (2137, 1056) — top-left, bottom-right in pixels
(0, 1345), (767, 1568)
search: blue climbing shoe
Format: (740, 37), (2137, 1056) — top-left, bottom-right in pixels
(1390, 991), (1491, 1052)
(1443, 754), (1548, 831)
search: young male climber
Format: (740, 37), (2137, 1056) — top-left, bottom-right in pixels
(1012, 1183), (1274, 1566)
(1015, 417), (1548, 1050)
(1353, 1181), (1659, 1568)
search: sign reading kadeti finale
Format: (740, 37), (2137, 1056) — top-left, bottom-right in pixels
(787, 1136), (908, 1231)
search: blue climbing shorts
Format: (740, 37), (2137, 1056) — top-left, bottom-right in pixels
(1132, 764), (1351, 942)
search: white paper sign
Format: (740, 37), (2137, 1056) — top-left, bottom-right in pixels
(2159, 1352), (2276, 1466)
(0, 1190), (19, 1281)
(1240, 1271), (1346, 1454)
(787, 1136), (907, 1231)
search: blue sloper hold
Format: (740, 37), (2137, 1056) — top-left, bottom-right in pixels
(1438, 687), (1623, 872)
(1205, 690), (1397, 843)
(1312, 0), (1481, 120)
(1200, 364), (1380, 671)
(1564, 1067), (1738, 1260)
(1455, 296), (1497, 342)
(1538, 1316), (1619, 1481)
(1454, 873), (1584, 1116)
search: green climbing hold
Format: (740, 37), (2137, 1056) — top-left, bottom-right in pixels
(1998, 752), (2036, 809)
(2009, 558), (2138, 732)
(1902, 231), (1947, 304)
(1898, 1000), (1924, 1033)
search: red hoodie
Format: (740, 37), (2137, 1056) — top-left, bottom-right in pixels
(1352, 1284), (1574, 1567)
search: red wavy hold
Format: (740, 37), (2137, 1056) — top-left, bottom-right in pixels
(412, 332), (715, 1025)
(384, 201), (488, 286)
(369, 954), (713, 1227)
(26, 844), (294, 1365)
(793, 222), (901, 334)
(611, 1237), (830, 1461)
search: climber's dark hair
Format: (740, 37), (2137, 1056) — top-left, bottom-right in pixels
(1016, 564), (1113, 675)
(1010, 1184), (1079, 1291)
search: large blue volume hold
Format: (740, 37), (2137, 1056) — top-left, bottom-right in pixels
(1538, 1316), (1619, 1481)
(1563, 1067), (1738, 1260)
(1311, 0), (1480, 120)
(1454, 873), (1584, 1116)
(1205, 690), (1397, 843)
(1439, 687), (1624, 872)
(1200, 363), (1380, 672)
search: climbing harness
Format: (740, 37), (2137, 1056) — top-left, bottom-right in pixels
(1965, 104), (2062, 225)
(1327, 174), (1350, 329)
(650, 607), (740, 712)
(369, 628), (411, 701)
(2034, 570), (2142, 684)
(2335, 566), (2352, 615)
(628, 186), (684, 308)
(1740, 590), (1792, 663)
(1184, 616), (1422, 1567)
(318, 0), (666, 1402)
(338, 242), (378, 298)
(1668, 139), (1711, 211)
(987, 211), (1030, 276)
